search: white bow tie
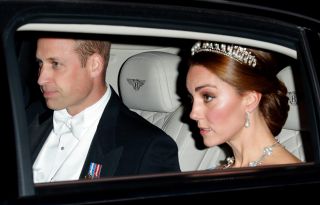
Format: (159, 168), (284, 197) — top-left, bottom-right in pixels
(53, 110), (86, 139)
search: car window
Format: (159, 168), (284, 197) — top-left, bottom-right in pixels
(2, 1), (320, 202)
(16, 28), (312, 174)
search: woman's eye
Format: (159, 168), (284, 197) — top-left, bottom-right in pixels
(203, 94), (214, 102)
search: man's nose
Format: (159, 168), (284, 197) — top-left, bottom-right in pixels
(37, 65), (49, 86)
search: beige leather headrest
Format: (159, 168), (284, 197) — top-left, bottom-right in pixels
(119, 51), (181, 112)
(277, 66), (300, 130)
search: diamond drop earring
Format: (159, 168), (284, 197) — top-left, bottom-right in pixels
(244, 111), (250, 128)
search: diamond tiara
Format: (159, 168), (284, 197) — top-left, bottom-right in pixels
(191, 41), (257, 68)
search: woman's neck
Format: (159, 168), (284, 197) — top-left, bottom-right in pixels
(228, 115), (277, 168)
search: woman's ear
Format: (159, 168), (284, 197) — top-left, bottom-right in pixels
(244, 91), (262, 112)
(88, 53), (104, 78)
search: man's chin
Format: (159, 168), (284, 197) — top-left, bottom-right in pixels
(46, 101), (65, 111)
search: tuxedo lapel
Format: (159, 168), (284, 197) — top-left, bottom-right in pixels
(29, 110), (53, 163)
(80, 88), (123, 179)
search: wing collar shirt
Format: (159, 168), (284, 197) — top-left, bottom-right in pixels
(33, 86), (111, 183)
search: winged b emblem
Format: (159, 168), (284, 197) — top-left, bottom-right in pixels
(127, 79), (146, 91)
(287, 91), (297, 106)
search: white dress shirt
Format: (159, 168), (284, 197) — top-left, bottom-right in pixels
(33, 87), (111, 183)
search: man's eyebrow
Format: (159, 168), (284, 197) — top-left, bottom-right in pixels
(47, 57), (59, 61)
(195, 84), (217, 92)
(36, 57), (60, 62)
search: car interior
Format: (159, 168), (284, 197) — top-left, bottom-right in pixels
(9, 24), (314, 196)
(15, 23), (313, 180)
(1, 1), (320, 202)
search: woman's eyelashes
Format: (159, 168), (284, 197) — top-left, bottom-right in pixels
(202, 93), (215, 103)
(187, 90), (216, 104)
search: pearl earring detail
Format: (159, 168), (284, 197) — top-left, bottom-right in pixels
(245, 111), (250, 128)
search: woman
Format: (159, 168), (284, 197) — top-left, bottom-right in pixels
(186, 41), (301, 168)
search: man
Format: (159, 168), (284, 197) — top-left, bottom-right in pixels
(29, 38), (180, 183)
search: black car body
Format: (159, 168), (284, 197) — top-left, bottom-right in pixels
(1, 0), (320, 204)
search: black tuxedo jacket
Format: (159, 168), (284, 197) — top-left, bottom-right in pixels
(29, 88), (180, 179)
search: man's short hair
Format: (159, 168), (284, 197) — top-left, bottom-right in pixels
(74, 40), (111, 69)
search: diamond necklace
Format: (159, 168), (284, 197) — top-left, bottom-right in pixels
(223, 137), (281, 169)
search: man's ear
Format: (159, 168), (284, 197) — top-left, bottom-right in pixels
(244, 91), (262, 112)
(88, 53), (104, 78)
